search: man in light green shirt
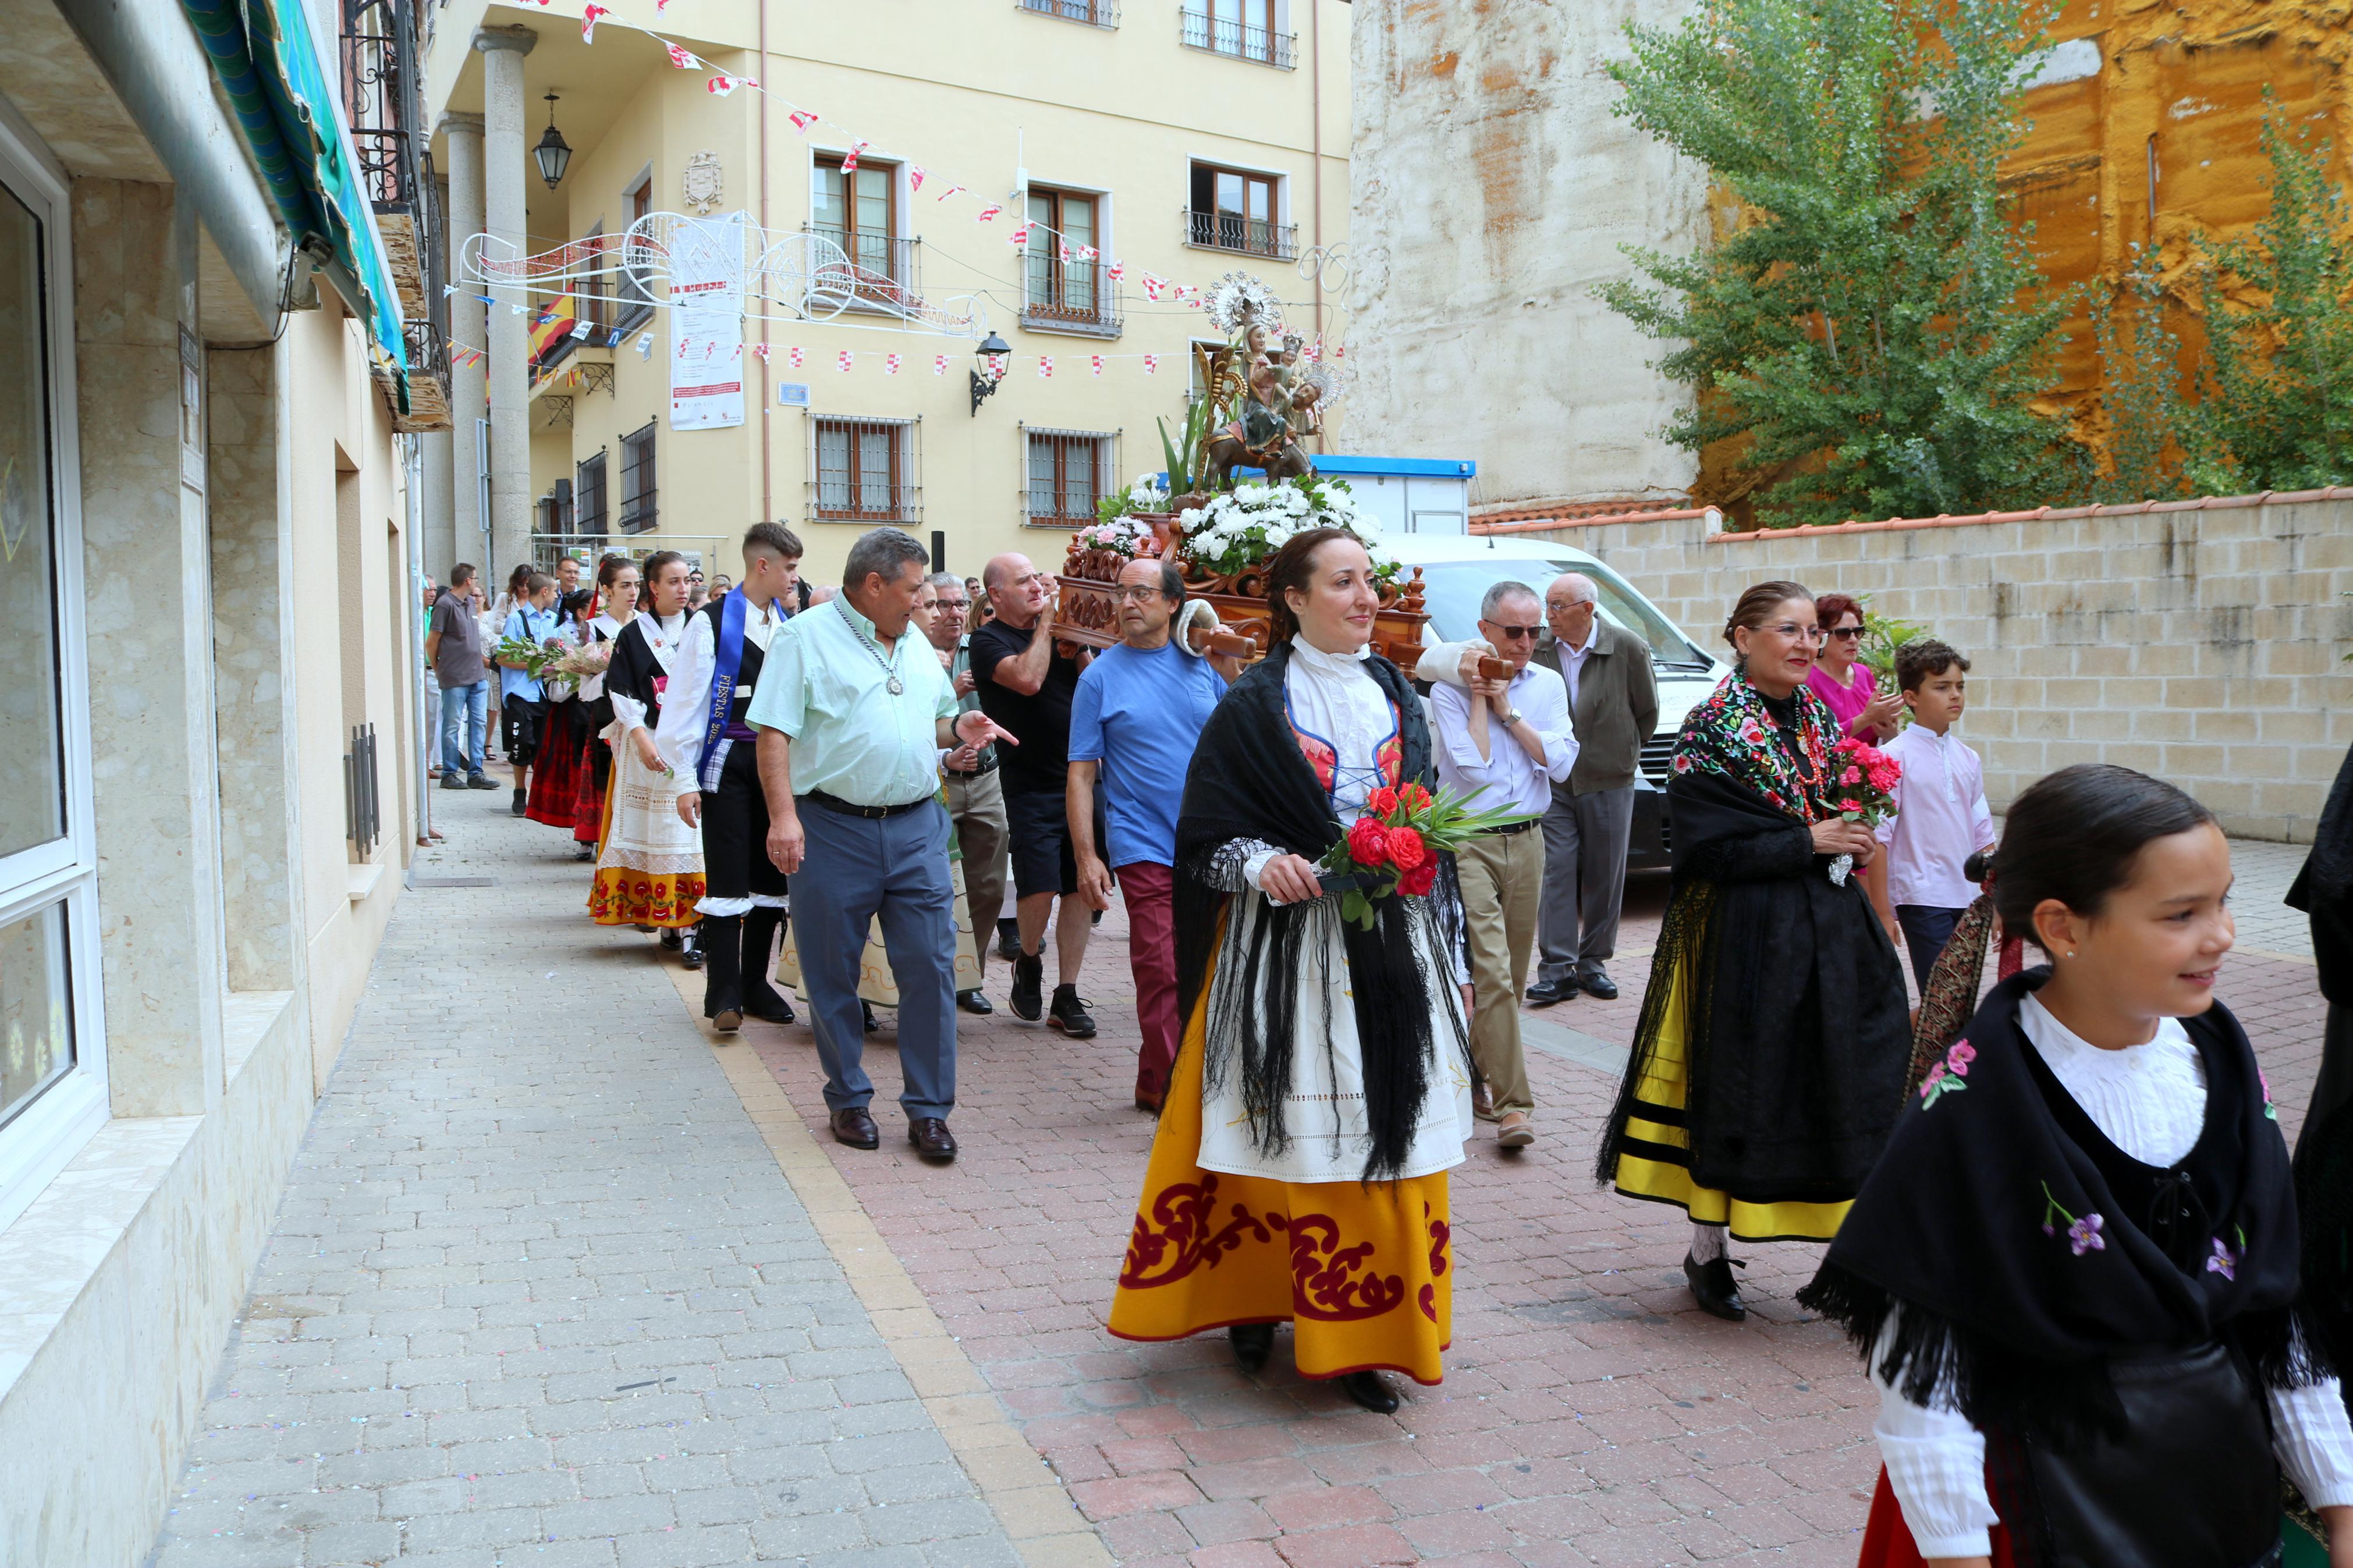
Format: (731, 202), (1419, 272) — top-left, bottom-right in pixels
(747, 528), (1015, 1162)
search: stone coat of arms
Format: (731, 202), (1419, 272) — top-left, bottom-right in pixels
(683, 152), (723, 215)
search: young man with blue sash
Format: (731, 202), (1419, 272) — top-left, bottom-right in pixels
(655, 522), (805, 1032)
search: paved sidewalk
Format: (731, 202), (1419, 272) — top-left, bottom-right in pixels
(150, 801), (1092, 1568)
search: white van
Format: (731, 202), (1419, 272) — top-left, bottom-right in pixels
(1384, 535), (1730, 870)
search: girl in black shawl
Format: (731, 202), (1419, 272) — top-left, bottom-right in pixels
(1106, 528), (1475, 1416)
(1597, 582), (1910, 1321)
(1801, 765), (2353, 1567)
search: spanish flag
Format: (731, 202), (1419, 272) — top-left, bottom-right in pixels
(528, 293), (578, 364)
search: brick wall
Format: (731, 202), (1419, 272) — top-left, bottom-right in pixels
(1477, 490), (2353, 842)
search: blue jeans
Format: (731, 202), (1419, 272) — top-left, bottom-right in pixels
(793, 799), (958, 1119)
(439, 680), (488, 775)
(1896, 904), (1967, 996)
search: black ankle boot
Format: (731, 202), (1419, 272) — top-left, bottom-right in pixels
(1339, 1371), (1399, 1414)
(701, 913), (743, 1019)
(1229, 1323), (1275, 1374)
(1683, 1253), (1748, 1321)
(740, 906), (792, 1022)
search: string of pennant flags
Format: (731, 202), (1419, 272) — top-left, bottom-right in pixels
(443, 333), (1342, 379)
(513, 0), (1282, 315)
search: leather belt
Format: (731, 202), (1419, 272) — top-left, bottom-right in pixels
(803, 790), (933, 820)
(1481, 818), (1538, 837)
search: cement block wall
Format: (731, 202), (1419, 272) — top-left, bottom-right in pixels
(1486, 491), (2353, 842)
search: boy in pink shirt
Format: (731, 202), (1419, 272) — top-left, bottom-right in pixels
(1871, 640), (1996, 993)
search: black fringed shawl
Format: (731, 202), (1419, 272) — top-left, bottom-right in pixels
(1800, 972), (2330, 1448)
(1172, 639), (1469, 1183)
(2288, 741), (2353, 1396)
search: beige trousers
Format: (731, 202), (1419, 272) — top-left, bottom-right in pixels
(945, 765), (1010, 982)
(1457, 827), (1544, 1117)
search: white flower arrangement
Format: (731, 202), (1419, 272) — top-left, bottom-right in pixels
(1176, 476), (1399, 585)
(1073, 513), (1153, 557)
(1091, 472), (1172, 532)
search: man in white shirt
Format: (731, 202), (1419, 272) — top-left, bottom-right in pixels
(1431, 582), (1577, 1148)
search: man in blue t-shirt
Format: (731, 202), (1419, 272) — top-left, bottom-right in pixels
(1067, 555), (1240, 1112)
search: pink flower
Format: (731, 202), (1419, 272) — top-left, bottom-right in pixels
(1949, 1040), (1975, 1066)
(1919, 1063), (1946, 1098)
(1671, 755), (1692, 774)
(1841, 765), (1863, 785)
(2070, 1214), (2107, 1256)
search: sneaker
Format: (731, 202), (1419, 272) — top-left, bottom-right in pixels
(1010, 951), (1044, 1021)
(439, 775), (466, 791)
(510, 788), (527, 816)
(466, 773), (499, 790)
(1048, 984), (1096, 1039)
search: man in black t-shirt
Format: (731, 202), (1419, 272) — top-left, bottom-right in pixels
(972, 552), (1101, 1039)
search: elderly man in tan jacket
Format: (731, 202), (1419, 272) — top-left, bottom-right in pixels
(1524, 573), (1658, 1003)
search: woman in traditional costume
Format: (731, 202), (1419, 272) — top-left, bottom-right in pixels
(1108, 527), (1474, 1415)
(1597, 580), (1909, 1321)
(570, 557), (637, 862)
(589, 551), (707, 945)
(525, 587), (597, 842)
(1801, 764), (2353, 1567)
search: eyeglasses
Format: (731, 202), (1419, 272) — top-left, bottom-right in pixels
(1113, 585), (1166, 603)
(1484, 623), (1541, 641)
(1763, 622), (1828, 644)
(1827, 625), (1864, 640)
(935, 598), (969, 611)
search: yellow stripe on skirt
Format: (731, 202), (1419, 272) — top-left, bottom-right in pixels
(1106, 954), (1452, 1386)
(1610, 945), (1852, 1245)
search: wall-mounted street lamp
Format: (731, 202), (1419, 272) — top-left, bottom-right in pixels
(535, 93), (572, 190)
(968, 332), (1010, 417)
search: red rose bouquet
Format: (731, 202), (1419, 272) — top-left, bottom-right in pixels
(1825, 737), (1901, 886)
(1315, 780), (1534, 930)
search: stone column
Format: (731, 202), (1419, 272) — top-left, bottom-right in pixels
(75, 180), (228, 1116)
(441, 114), (485, 577)
(473, 28), (535, 581)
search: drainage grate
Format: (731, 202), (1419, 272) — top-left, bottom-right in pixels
(411, 876), (498, 888)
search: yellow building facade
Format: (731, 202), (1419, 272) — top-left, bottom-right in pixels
(421, 0), (1351, 586)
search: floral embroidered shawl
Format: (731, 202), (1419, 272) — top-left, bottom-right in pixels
(1668, 671), (1838, 823)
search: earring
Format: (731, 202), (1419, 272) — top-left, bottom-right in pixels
(2065, 951), (2076, 959)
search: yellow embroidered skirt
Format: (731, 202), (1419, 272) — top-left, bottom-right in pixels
(1107, 969), (1453, 1386)
(1609, 946), (1853, 1244)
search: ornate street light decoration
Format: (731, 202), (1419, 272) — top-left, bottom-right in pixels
(969, 332), (1010, 417)
(535, 93), (572, 190)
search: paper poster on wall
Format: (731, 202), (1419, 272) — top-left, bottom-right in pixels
(669, 215), (746, 431)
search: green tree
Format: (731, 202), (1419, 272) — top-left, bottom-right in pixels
(1599, 0), (2081, 527)
(2090, 244), (2192, 504)
(2182, 101), (2353, 495)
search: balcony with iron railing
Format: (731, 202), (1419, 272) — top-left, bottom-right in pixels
(805, 226), (926, 316)
(1181, 207), (1298, 261)
(342, 0), (449, 428)
(1016, 0), (1118, 25)
(1178, 8), (1295, 67)
(1020, 259), (1125, 337)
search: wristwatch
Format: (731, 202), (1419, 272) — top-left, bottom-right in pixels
(1502, 709), (1524, 728)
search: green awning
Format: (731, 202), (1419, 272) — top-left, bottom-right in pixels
(182, 0), (410, 411)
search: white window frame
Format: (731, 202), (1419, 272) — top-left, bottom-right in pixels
(0, 102), (109, 1236)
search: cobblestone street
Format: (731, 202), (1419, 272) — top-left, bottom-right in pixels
(152, 803), (2328, 1567)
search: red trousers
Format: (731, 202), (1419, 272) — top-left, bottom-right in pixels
(1117, 862), (1181, 1107)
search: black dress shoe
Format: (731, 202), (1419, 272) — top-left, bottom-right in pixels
(1580, 970), (1620, 1001)
(747, 993), (796, 1025)
(712, 1008), (743, 1035)
(956, 990), (993, 1015)
(861, 1001), (880, 1033)
(1339, 1371), (1399, 1414)
(1525, 977), (1579, 1006)
(832, 1107), (880, 1149)
(1009, 953), (1044, 1022)
(1684, 1253), (1747, 1321)
(908, 1117), (957, 1161)
(658, 926), (680, 947)
(1229, 1323), (1275, 1374)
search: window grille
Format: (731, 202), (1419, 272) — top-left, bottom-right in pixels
(809, 416), (922, 525)
(1184, 163), (1294, 258)
(1178, 2), (1294, 67)
(345, 723), (381, 859)
(1021, 428), (1116, 527)
(619, 422), (658, 535)
(576, 450), (608, 536)
(1017, 0), (1118, 24)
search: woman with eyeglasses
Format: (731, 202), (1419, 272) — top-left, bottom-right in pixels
(1597, 580), (1910, 1324)
(1809, 594), (1905, 744)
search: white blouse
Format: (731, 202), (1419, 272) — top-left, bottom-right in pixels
(1875, 994), (2353, 1556)
(606, 611), (686, 739)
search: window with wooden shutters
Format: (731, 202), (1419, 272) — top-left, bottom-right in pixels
(1024, 187), (1105, 325)
(810, 417), (920, 524)
(1023, 429), (1112, 526)
(812, 157), (912, 302)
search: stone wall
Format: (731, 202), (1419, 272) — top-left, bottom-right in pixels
(1480, 490), (2353, 842)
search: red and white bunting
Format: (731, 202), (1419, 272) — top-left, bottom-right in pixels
(909, 166), (926, 192)
(706, 75), (754, 96)
(1057, 241), (1073, 264)
(1009, 222), (1033, 248)
(1107, 261), (1124, 281)
(656, 0), (673, 9)
(932, 354), (948, 376)
(665, 42), (699, 69)
(836, 350), (854, 372)
(751, 343), (771, 362)
(885, 353), (902, 375)
(581, 4), (609, 42)
(937, 184), (967, 202)
(974, 204), (1002, 222)
(1037, 356), (1053, 378)
(1077, 245), (1099, 262)
(789, 109), (818, 134)
(1142, 353), (1159, 374)
(840, 140), (868, 173)
(1141, 274), (1166, 301)
(1089, 355), (1103, 376)
(787, 346), (804, 368)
